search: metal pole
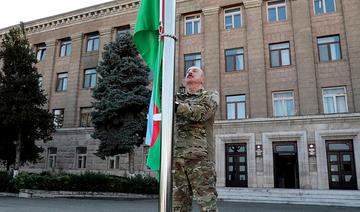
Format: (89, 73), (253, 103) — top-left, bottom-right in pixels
(159, 0), (176, 211)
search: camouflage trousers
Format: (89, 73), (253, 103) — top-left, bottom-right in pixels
(172, 158), (218, 212)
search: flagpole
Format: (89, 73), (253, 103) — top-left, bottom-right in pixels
(159, 0), (176, 211)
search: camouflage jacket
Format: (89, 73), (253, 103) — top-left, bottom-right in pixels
(175, 88), (219, 161)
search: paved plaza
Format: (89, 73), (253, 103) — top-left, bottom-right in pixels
(0, 197), (359, 212)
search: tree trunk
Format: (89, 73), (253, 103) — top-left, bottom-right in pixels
(13, 131), (21, 177)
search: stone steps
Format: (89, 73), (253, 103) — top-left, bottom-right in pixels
(217, 187), (360, 207)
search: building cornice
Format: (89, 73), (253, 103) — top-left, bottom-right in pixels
(243, 0), (262, 9)
(203, 6), (220, 16)
(0, 0), (139, 36)
(215, 113), (360, 126)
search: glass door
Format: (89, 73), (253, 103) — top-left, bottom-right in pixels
(326, 140), (357, 190)
(225, 143), (247, 187)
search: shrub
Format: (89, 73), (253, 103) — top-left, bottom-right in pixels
(13, 172), (159, 194)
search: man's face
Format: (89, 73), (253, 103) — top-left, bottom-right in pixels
(184, 67), (204, 85)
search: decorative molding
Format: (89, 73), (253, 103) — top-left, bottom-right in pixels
(215, 113), (360, 126)
(262, 131), (310, 189)
(45, 40), (56, 47)
(215, 133), (257, 188)
(315, 129), (360, 190)
(203, 6), (220, 16)
(243, 0), (262, 9)
(99, 28), (113, 35)
(0, 0), (140, 35)
(71, 33), (83, 42)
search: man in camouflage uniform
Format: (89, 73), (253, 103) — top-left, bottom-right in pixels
(173, 66), (219, 212)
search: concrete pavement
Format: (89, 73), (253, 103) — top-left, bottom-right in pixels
(0, 197), (359, 212)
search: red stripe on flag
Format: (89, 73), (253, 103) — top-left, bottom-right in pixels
(150, 104), (160, 147)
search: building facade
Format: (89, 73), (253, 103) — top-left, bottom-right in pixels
(1, 0), (360, 191)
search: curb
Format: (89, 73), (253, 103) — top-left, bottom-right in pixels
(0, 192), (18, 197)
(18, 189), (158, 200)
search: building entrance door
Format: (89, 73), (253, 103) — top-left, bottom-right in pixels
(225, 143), (247, 187)
(326, 140), (357, 190)
(273, 142), (299, 188)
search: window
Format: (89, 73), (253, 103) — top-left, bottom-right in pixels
(269, 42), (291, 67)
(317, 35), (341, 62)
(116, 25), (130, 38)
(86, 33), (100, 52)
(314, 0), (336, 15)
(59, 38), (72, 57)
(224, 7), (241, 29)
(76, 147), (87, 169)
(267, 0), (287, 23)
(109, 155), (120, 169)
(56, 72), (68, 91)
(184, 53), (201, 75)
(83, 68), (97, 89)
(185, 15), (201, 35)
(80, 107), (93, 127)
(226, 95), (246, 120)
(38, 76), (43, 89)
(225, 48), (244, 72)
(273, 91), (295, 117)
(47, 147), (57, 169)
(36, 43), (46, 61)
(323, 87), (348, 114)
(53, 109), (64, 128)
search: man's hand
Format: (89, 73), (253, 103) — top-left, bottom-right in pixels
(174, 101), (180, 112)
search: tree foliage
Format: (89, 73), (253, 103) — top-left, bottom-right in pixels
(92, 32), (150, 158)
(0, 27), (55, 169)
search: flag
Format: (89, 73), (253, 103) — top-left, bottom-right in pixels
(134, 0), (163, 173)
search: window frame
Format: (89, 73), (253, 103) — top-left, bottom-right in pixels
(267, 0), (287, 23)
(184, 14), (201, 35)
(225, 48), (245, 72)
(59, 38), (72, 57)
(226, 94), (246, 120)
(116, 25), (130, 38)
(80, 107), (93, 127)
(269, 42), (291, 68)
(53, 108), (64, 128)
(76, 147), (87, 169)
(86, 33), (100, 52)
(83, 68), (97, 89)
(224, 7), (242, 30)
(272, 91), (295, 117)
(47, 147), (57, 169)
(322, 87), (348, 114)
(108, 155), (121, 170)
(184, 53), (202, 76)
(36, 44), (47, 61)
(317, 35), (342, 62)
(56, 72), (68, 92)
(313, 0), (336, 15)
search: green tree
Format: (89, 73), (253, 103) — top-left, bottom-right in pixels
(92, 32), (151, 159)
(0, 27), (55, 172)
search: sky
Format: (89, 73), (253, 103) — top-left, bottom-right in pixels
(0, 0), (112, 29)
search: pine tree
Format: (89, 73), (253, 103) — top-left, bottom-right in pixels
(0, 27), (55, 172)
(92, 32), (150, 159)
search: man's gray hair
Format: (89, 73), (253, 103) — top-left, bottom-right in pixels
(186, 66), (205, 76)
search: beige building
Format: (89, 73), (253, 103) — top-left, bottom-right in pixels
(1, 0), (360, 195)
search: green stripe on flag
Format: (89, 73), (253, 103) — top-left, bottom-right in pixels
(134, 0), (163, 173)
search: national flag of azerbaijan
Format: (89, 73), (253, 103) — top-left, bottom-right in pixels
(134, 0), (163, 173)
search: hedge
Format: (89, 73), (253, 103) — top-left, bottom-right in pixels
(0, 171), (158, 194)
